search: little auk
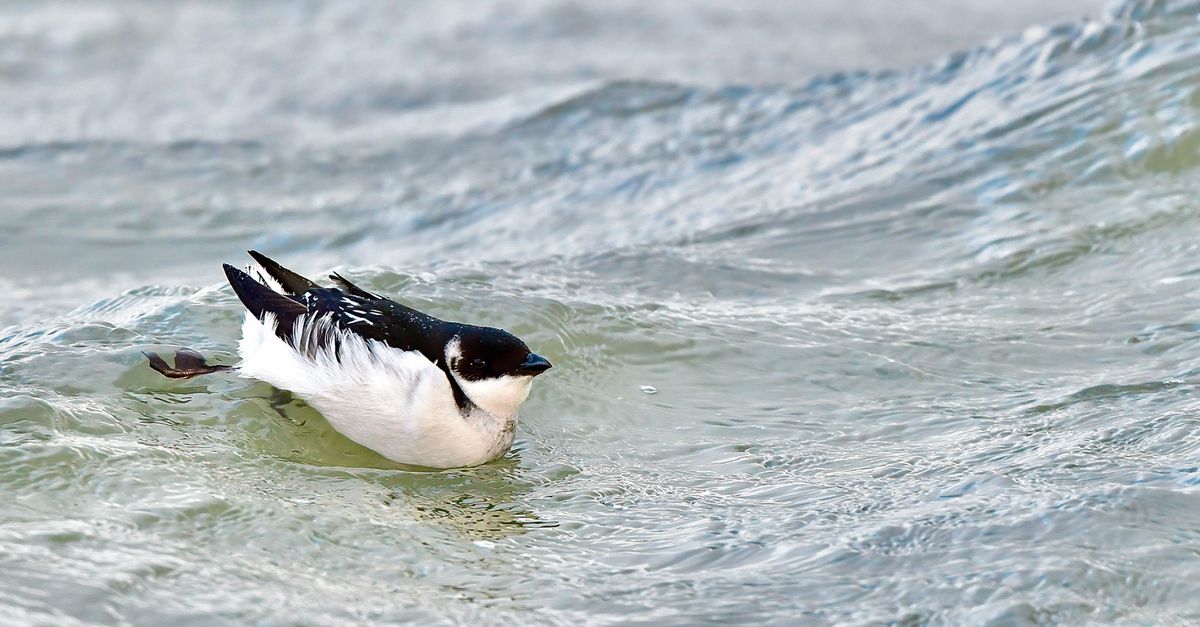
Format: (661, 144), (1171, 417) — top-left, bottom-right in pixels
(145, 251), (552, 468)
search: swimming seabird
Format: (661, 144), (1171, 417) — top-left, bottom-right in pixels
(146, 251), (552, 468)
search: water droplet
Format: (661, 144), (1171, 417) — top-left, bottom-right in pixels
(640, 385), (657, 394)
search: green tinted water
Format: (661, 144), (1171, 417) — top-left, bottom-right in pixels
(9, 1), (1200, 624)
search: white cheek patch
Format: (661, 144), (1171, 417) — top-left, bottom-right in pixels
(456, 375), (533, 419)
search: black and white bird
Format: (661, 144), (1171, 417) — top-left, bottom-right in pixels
(146, 251), (552, 468)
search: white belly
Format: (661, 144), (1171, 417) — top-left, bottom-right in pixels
(235, 313), (513, 468)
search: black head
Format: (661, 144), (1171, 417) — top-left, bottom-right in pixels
(446, 325), (552, 381)
(444, 325), (552, 418)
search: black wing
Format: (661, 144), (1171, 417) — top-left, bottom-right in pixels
(224, 257), (465, 405)
(296, 287), (469, 408)
(298, 287), (453, 359)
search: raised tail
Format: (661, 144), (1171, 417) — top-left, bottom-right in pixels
(247, 250), (317, 296)
(329, 271), (381, 299)
(224, 263), (307, 320)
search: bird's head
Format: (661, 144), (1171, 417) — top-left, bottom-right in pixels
(444, 326), (552, 418)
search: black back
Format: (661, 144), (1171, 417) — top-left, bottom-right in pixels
(224, 257), (526, 410)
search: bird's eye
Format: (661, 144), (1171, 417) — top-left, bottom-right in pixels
(470, 358), (488, 370)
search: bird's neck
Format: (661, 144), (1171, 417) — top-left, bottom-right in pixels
(464, 405), (518, 460)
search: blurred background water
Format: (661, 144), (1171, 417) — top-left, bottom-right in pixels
(6, 0), (1200, 623)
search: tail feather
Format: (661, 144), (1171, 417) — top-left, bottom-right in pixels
(329, 272), (380, 299)
(247, 250), (317, 296)
(224, 264), (307, 335)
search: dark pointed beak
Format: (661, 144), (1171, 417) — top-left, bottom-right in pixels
(516, 353), (552, 376)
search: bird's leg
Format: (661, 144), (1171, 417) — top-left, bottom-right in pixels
(144, 349), (233, 379)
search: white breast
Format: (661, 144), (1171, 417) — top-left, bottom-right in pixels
(236, 313), (515, 468)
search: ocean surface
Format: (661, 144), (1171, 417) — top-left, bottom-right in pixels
(6, 0), (1200, 623)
